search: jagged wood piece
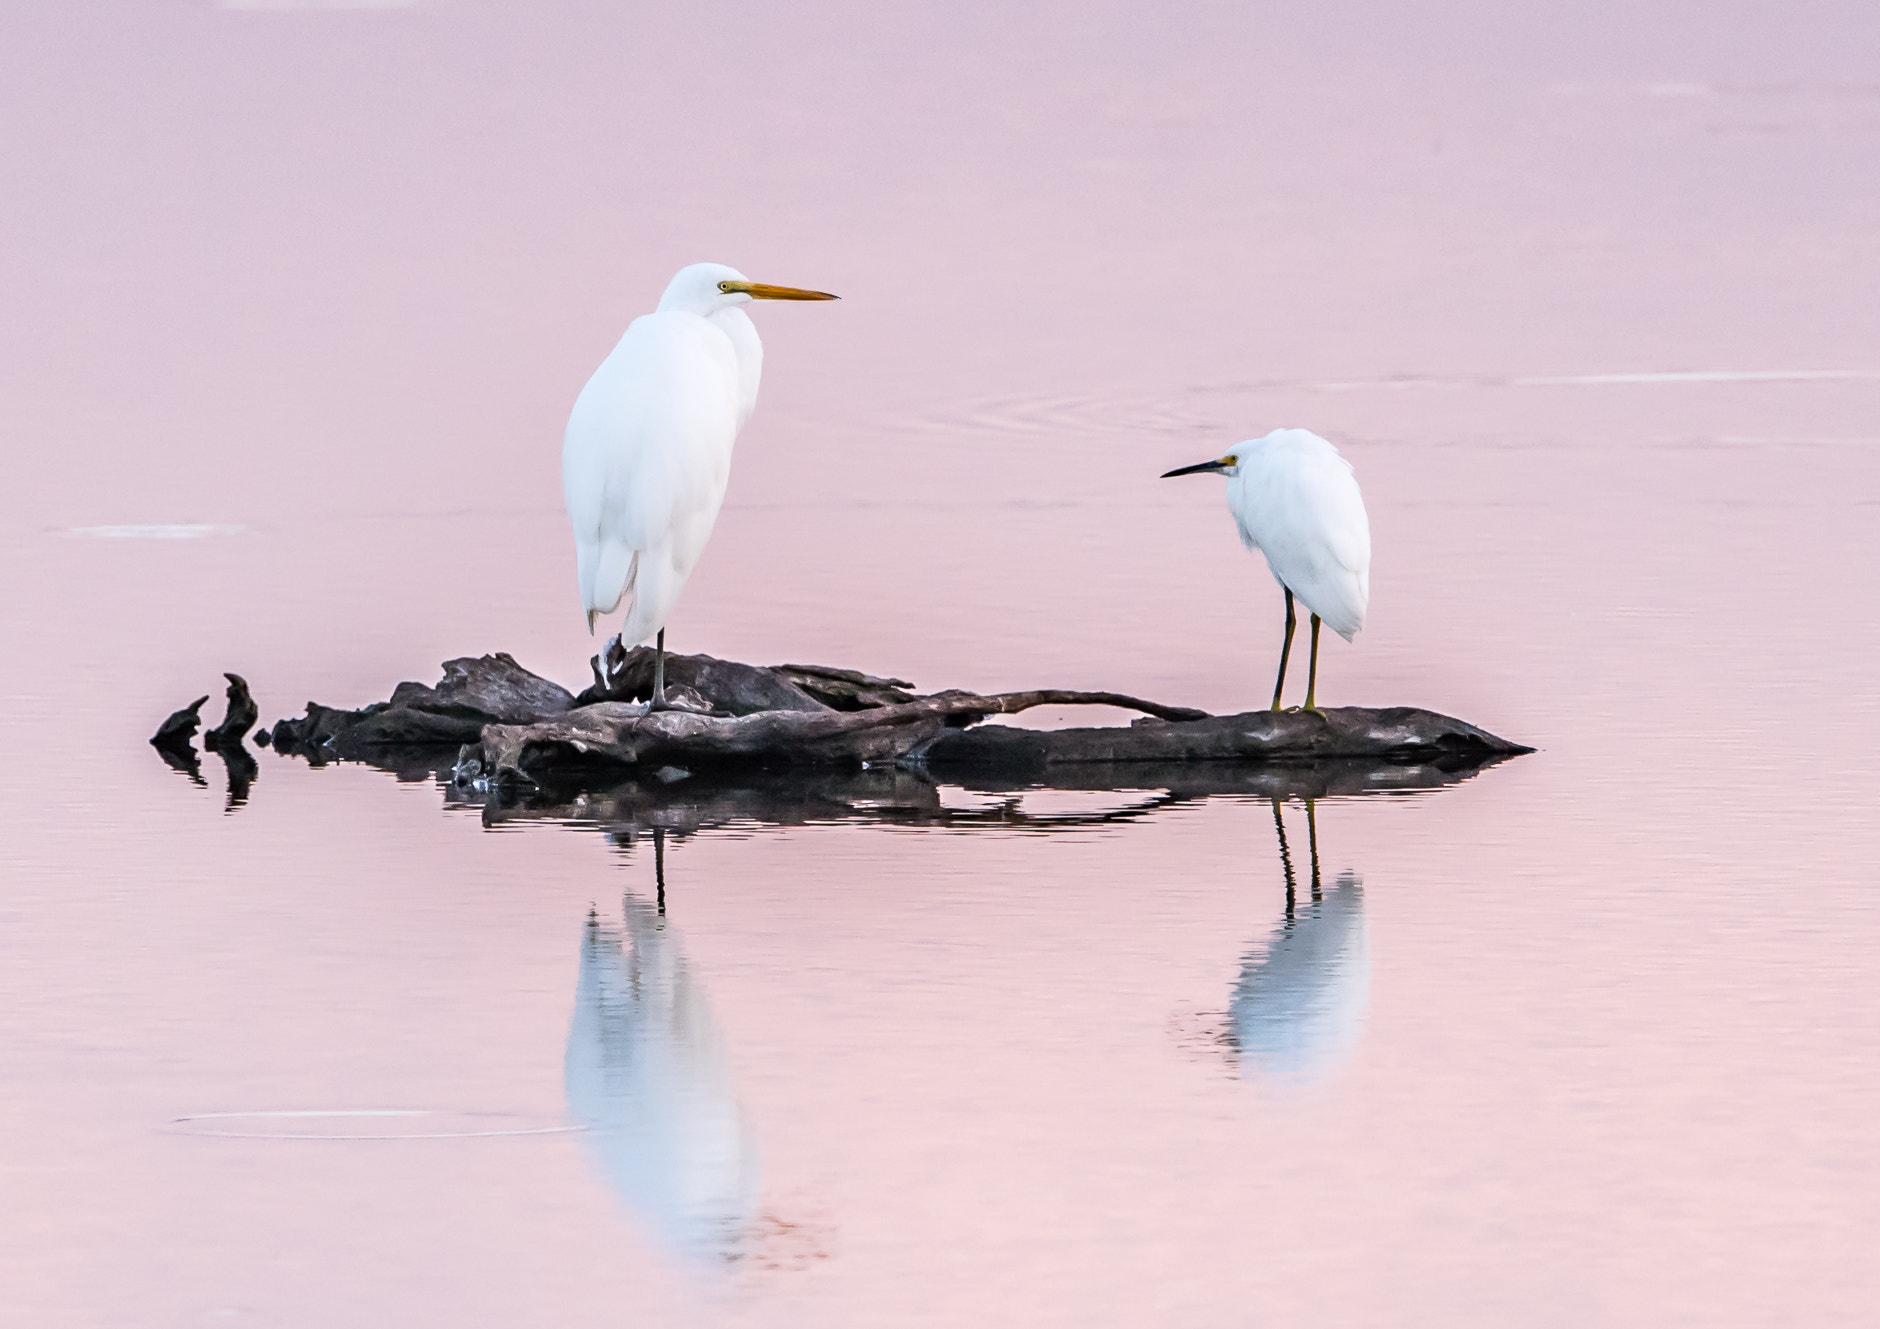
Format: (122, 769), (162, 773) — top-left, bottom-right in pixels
(151, 695), (210, 749)
(256, 650), (1531, 788)
(204, 673), (259, 750)
(271, 653), (575, 757)
(579, 645), (827, 714)
(474, 688), (1268, 788)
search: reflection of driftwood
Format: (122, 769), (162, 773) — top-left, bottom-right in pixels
(250, 650), (1531, 789)
(443, 754), (1516, 838)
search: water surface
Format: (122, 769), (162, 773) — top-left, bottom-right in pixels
(3, 2), (1878, 1324)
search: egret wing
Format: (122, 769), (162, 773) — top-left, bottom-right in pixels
(562, 312), (743, 630)
(1233, 430), (1371, 638)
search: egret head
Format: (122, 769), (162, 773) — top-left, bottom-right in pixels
(657, 262), (838, 317)
(1161, 451), (1241, 480)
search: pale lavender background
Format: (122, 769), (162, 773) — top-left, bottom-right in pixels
(2, 1), (1878, 1325)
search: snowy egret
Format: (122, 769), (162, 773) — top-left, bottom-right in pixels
(1162, 428), (1371, 710)
(563, 262), (837, 705)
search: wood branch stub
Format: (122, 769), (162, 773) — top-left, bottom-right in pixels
(577, 647), (829, 714)
(769, 663), (919, 710)
(204, 673), (259, 750)
(151, 695), (210, 749)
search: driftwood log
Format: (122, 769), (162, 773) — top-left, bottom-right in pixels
(252, 649), (1531, 793)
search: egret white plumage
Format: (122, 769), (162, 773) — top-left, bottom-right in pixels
(1162, 428), (1371, 710)
(563, 262), (837, 705)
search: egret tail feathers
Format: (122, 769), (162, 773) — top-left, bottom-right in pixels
(579, 539), (639, 625)
(1290, 566), (1367, 643)
(618, 541), (683, 649)
(1328, 568), (1369, 642)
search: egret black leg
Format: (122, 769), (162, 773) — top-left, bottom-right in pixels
(1271, 589), (1297, 712)
(652, 628), (667, 706)
(1304, 797), (1322, 901)
(1304, 614), (1323, 711)
(1271, 798), (1298, 919)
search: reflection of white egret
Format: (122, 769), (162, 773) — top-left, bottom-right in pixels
(563, 262), (838, 705)
(564, 833), (760, 1260)
(1162, 429), (1371, 710)
(1228, 801), (1370, 1085)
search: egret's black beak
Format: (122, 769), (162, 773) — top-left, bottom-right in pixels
(1161, 457), (1233, 478)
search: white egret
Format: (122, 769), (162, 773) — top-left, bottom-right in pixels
(563, 262), (837, 705)
(1162, 428), (1371, 710)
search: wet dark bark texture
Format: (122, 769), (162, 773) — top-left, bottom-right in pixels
(240, 649), (1530, 791)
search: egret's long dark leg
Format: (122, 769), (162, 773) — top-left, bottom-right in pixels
(1271, 589), (1297, 712)
(1271, 797), (1298, 920)
(653, 826), (667, 916)
(652, 628), (667, 706)
(1304, 797), (1322, 902)
(1304, 614), (1323, 711)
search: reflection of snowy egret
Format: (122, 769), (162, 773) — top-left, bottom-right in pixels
(564, 833), (760, 1260)
(563, 262), (837, 706)
(1228, 801), (1370, 1085)
(1162, 429), (1371, 710)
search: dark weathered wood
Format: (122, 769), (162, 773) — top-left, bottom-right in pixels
(390, 652), (576, 723)
(770, 663), (919, 710)
(151, 694), (210, 749)
(926, 706), (1529, 772)
(272, 653), (577, 757)
(577, 645), (828, 714)
(204, 673), (259, 750)
(247, 649), (1532, 789)
(471, 686), (1221, 787)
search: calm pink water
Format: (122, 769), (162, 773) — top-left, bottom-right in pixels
(4, 2), (1879, 1324)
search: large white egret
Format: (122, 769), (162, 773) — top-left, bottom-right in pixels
(1162, 428), (1371, 710)
(563, 262), (837, 705)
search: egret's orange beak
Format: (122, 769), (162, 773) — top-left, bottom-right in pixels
(718, 280), (839, 301)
